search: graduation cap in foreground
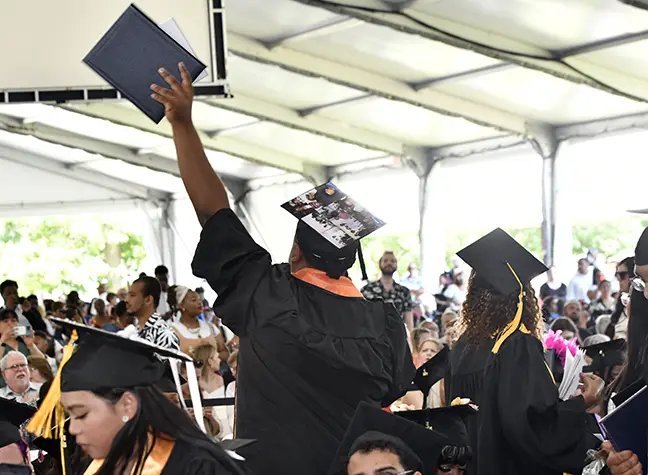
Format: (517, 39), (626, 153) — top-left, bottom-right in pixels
(83, 4), (209, 123)
(0, 398), (36, 448)
(395, 404), (477, 447)
(282, 182), (386, 281)
(157, 362), (187, 393)
(219, 439), (256, 452)
(583, 339), (626, 375)
(457, 228), (548, 296)
(327, 402), (448, 475)
(413, 346), (449, 407)
(28, 318), (191, 442)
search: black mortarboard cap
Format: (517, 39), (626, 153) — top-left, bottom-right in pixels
(0, 399), (36, 448)
(636, 227), (648, 266)
(156, 362), (187, 393)
(412, 346), (449, 407)
(457, 228), (548, 295)
(327, 402), (448, 475)
(283, 183), (385, 281)
(50, 318), (191, 392)
(395, 404), (477, 447)
(583, 339), (626, 373)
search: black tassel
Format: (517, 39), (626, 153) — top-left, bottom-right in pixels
(358, 243), (368, 282)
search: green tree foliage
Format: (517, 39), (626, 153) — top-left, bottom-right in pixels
(0, 217), (145, 297)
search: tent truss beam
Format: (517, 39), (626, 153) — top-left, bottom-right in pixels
(289, 0), (648, 101)
(228, 33), (541, 135)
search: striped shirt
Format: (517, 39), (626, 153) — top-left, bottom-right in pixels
(138, 313), (180, 351)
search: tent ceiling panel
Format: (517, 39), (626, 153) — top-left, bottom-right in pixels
(227, 57), (364, 110)
(0, 157), (132, 205)
(289, 21), (502, 83)
(316, 97), (501, 146)
(219, 121), (384, 165)
(80, 159), (186, 194)
(1, 0), (212, 89)
(414, 0), (648, 50)
(434, 67), (648, 124)
(225, 0), (344, 42)
(578, 40), (648, 81)
(188, 101), (260, 133)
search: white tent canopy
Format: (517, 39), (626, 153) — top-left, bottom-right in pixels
(3, 0), (648, 283)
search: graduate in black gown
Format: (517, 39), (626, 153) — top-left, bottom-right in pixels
(151, 64), (414, 475)
(26, 320), (244, 475)
(447, 228), (602, 475)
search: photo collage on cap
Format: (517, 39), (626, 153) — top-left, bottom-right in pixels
(282, 182), (385, 249)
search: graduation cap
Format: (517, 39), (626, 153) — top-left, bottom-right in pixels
(457, 228), (548, 296)
(27, 318), (192, 446)
(327, 402), (448, 475)
(0, 398), (36, 448)
(282, 183), (385, 281)
(395, 404), (477, 447)
(412, 346), (449, 408)
(219, 439), (256, 452)
(583, 339), (626, 377)
(157, 362), (187, 393)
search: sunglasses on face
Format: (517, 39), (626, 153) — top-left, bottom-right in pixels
(616, 271), (631, 280)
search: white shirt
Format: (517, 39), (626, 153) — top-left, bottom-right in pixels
(203, 386), (234, 441)
(172, 319), (216, 340)
(0, 382), (40, 403)
(567, 271), (594, 303)
(157, 292), (169, 315)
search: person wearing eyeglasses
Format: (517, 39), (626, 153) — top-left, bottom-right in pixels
(0, 351), (39, 403)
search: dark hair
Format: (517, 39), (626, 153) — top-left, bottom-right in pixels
(0, 308), (18, 321)
(133, 277), (161, 308)
(44, 299), (54, 313)
(106, 292), (117, 302)
(614, 289), (648, 392)
(27, 294), (37, 302)
(114, 301), (127, 318)
(440, 445), (473, 469)
(166, 285), (178, 313)
(17, 296), (26, 305)
(90, 385), (244, 475)
(34, 330), (49, 340)
(154, 265), (169, 276)
(349, 437), (421, 473)
(196, 287), (205, 294)
(609, 257), (636, 336)
(0, 279), (18, 296)
(461, 271), (543, 345)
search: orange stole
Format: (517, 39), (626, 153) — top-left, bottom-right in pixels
(292, 268), (362, 298)
(83, 437), (175, 475)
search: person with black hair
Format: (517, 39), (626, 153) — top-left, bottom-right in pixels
(151, 63), (413, 475)
(124, 277), (179, 351)
(27, 320), (244, 475)
(155, 265), (171, 316)
(0, 280), (31, 328)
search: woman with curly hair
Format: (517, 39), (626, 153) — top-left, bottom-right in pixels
(446, 228), (603, 475)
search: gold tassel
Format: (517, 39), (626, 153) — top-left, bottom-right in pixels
(492, 263), (524, 355)
(27, 330), (78, 475)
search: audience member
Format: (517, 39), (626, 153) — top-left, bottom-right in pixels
(590, 280), (615, 319)
(155, 265), (171, 315)
(0, 352), (39, 402)
(27, 355), (53, 387)
(567, 258), (595, 304)
(563, 300), (592, 342)
(539, 266), (567, 303)
(361, 251), (414, 331)
(0, 281), (30, 327)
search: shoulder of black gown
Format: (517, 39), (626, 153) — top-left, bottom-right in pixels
(191, 208), (274, 336)
(162, 439), (243, 475)
(482, 330), (598, 474)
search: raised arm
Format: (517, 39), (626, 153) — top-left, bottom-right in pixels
(151, 63), (229, 225)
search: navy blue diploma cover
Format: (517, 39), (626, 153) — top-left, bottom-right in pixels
(83, 3), (207, 123)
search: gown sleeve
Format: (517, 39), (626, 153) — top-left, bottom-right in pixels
(496, 333), (598, 473)
(380, 307), (416, 407)
(191, 208), (272, 336)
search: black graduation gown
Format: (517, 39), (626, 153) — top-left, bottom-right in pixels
(78, 439), (240, 475)
(192, 209), (414, 475)
(445, 335), (493, 475)
(476, 329), (599, 475)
